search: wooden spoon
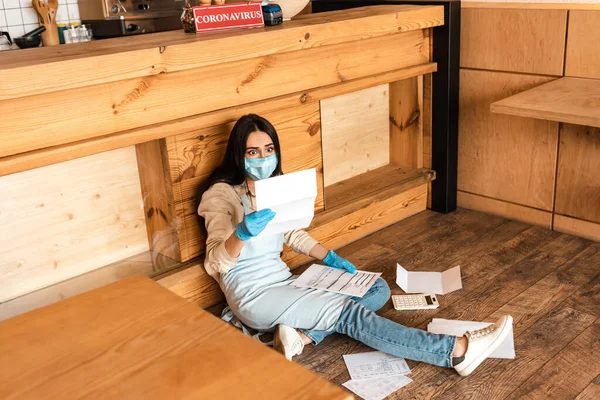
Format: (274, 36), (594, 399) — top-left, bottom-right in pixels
(33, 0), (50, 25)
(48, 8), (56, 24)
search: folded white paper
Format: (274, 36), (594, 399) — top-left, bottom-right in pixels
(396, 264), (462, 294)
(293, 264), (381, 298)
(427, 318), (515, 359)
(342, 375), (412, 400)
(343, 351), (411, 381)
(255, 168), (317, 236)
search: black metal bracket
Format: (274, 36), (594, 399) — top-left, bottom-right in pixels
(312, 0), (460, 213)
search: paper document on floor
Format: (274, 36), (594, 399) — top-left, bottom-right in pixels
(293, 264), (381, 298)
(342, 375), (412, 400)
(343, 351), (411, 380)
(427, 318), (515, 359)
(396, 264), (462, 294)
(255, 168), (317, 236)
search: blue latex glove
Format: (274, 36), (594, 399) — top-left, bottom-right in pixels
(235, 209), (276, 241)
(323, 250), (357, 274)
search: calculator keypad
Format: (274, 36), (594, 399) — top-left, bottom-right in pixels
(392, 295), (437, 310)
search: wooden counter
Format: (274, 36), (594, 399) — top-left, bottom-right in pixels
(0, 275), (352, 399)
(0, 6), (443, 317)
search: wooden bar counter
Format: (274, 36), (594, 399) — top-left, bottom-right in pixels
(0, 6), (443, 322)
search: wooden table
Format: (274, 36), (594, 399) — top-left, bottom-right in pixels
(0, 275), (352, 400)
(490, 77), (600, 128)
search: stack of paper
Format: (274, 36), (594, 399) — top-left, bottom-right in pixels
(293, 264), (382, 298)
(427, 318), (515, 359)
(255, 168), (317, 237)
(341, 351), (412, 400)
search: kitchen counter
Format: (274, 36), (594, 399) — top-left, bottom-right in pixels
(0, 4), (443, 171)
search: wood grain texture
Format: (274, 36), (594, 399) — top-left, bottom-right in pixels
(458, 69), (558, 211)
(491, 77), (600, 128)
(1, 31), (428, 159)
(0, 63), (436, 178)
(0, 275), (352, 400)
(0, 250), (179, 322)
(555, 124), (600, 224)
(486, 240), (599, 337)
(509, 319), (600, 399)
(167, 102), (324, 262)
(0, 5), (444, 101)
(460, 8), (567, 75)
(389, 77), (423, 169)
(462, 3), (600, 10)
(564, 254), (600, 318)
(0, 147), (149, 303)
(325, 165), (434, 210)
(554, 215), (600, 242)
(290, 209), (600, 399)
(576, 375), (600, 400)
(135, 141), (181, 261)
(321, 84), (390, 186)
(457, 191), (553, 228)
(565, 11), (600, 79)
(422, 73), (432, 171)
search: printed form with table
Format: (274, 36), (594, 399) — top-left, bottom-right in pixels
(255, 169), (515, 400)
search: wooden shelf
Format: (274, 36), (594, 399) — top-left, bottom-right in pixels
(490, 77), (600, 128)
(325, 164), (436, 210)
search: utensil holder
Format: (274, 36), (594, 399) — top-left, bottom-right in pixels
(41, 24), (59, 46)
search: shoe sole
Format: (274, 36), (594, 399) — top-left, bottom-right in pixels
(456, 315), (513, 377)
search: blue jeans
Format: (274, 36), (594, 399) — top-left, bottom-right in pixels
(300, 278), (456, 368)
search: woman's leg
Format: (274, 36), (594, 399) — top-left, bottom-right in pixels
(335, 300), (456, 368)
(299, 278), (391, 345)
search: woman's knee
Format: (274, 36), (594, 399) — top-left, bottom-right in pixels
(369, 278), (391, 311)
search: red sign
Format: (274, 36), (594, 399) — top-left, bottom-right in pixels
(193, 3), (264, 33)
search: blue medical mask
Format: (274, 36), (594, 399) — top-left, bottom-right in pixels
(245, 154), (278, 181)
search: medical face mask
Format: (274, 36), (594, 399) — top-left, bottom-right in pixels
(245, 154), (278, 181)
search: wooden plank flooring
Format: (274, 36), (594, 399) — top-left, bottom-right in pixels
(290, 208), (600, 400)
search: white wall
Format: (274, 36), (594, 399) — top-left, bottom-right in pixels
(0, 0), (80, 49)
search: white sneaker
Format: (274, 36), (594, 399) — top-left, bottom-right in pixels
(454, 315), (513, 377)
(273, 324), (304, 361)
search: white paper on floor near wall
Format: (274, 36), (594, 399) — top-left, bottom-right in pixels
(293, 264), (382, 298)
(255, 168), (317, 236)
(427, 318), (515, 359)
(342, 351), (411, 380)
(342, 375), (413, 400)
(396, 264), (462, 294)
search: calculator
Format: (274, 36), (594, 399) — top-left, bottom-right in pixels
(392, 294), (439, 310)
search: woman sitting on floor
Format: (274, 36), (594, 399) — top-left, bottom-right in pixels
(197, 113), (512, 376)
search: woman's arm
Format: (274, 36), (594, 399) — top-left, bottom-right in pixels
(308, 243), (329, 260)
(284, 230), (356, 273)
(224, 233), (245, 258)
(198, 184), (243, 277)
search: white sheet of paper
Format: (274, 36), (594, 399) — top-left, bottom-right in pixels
(293, 264), (382, 298)
(395, 264), (462, 294)
(343, 351), (411, 381)
(427, 318), (515, 359)
(255, 168), (317, 236)
(342, 375), (413, 400)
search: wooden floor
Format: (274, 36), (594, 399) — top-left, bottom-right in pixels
(293, 208), (600, 400)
